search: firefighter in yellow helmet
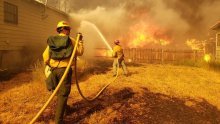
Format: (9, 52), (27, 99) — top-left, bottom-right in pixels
(43, 21), (84, 124)
(112, 40), (128, 76)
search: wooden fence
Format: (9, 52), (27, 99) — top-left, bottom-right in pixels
(123, 48), (205, 63)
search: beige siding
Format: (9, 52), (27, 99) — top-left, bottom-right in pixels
(0, 0), (69, 69)
(0, 0), (3, 23)
(216, 33), (220, 61)
(1, 0), (69, 50)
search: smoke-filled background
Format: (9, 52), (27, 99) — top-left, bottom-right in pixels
(47, 0), (220, 55)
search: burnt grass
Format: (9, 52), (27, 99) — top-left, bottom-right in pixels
(39, 87), (220, 124)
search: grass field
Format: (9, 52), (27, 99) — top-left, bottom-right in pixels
(0, 60), (220, 123)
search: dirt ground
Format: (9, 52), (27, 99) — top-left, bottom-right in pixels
(0, 62), (220, 124)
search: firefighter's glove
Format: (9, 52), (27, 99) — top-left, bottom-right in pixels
(78, 32), (83, 43)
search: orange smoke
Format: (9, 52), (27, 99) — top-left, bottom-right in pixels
(122, 21), (171, 48)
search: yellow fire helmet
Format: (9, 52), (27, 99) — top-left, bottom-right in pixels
(57, 21), (70, 29)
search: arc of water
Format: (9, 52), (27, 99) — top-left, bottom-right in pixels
(81, 21), (113, 51)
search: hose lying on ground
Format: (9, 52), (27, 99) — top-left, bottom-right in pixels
(74, 57), (119, 102)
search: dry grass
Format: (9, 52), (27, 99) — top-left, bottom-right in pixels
(128, 64), (220, 106)
(0, 60), (220, 123)
(0, 61), (51, 124)
(72, 62), (220, 123)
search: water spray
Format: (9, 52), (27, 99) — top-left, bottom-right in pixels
(81, 21), (113, 51)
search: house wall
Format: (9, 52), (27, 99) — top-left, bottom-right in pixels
(0, 0), (69, 70)
(216, 33), (220, 61)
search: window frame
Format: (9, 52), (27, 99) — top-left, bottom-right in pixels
(4, 1), (18, 24)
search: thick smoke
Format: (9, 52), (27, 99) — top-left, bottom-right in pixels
(48, 0), (220, 49)
(69, 6), (128, 58)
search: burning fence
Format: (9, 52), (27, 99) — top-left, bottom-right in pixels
(124, 48), (205, 63)
(94, 47), (205, 63)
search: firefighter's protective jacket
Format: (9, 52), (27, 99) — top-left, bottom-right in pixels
(43, 33), (84, 68)
(112, 44), (124, 59)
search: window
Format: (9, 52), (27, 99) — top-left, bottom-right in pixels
(4, 2), (18, 24)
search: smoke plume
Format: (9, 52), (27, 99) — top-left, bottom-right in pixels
(48, 0), (220, 49)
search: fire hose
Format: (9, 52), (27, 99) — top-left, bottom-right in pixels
(74, 56), (119, 102)
(29, 33), (119, 123)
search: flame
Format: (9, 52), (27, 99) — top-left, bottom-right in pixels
(204, 54), (211, 63)
(186, 39), (205, 50)
(123, 21), (171, 48)
(128, 31), (152, 48)
(128, 59), (132, 63)
(159, 39), (169, 46)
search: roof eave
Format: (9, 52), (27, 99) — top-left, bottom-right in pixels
(211, 22), (220, 30)
(26, 0), (68, 16)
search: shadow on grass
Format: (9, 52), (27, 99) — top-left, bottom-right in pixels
(65, 88), (134, 123)
(61, 87), (220, 124)
(0, 71), (32, 93)
(37, 88), (134, 124)
(0, 70), (20, 81)
(126, 62), (145, 67)
(119, 87), (220, 124)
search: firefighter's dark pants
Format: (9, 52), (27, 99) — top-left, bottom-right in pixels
(46, 67), (72, 124)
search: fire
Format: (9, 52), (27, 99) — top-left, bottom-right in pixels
(159, 39), (169, 46)
(128, 31), (150, 48)
(128, 59), (132, 63)
(186, 39), (205, 50)
(204, 54), (211, 63)
(123, 21), (171, 48)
